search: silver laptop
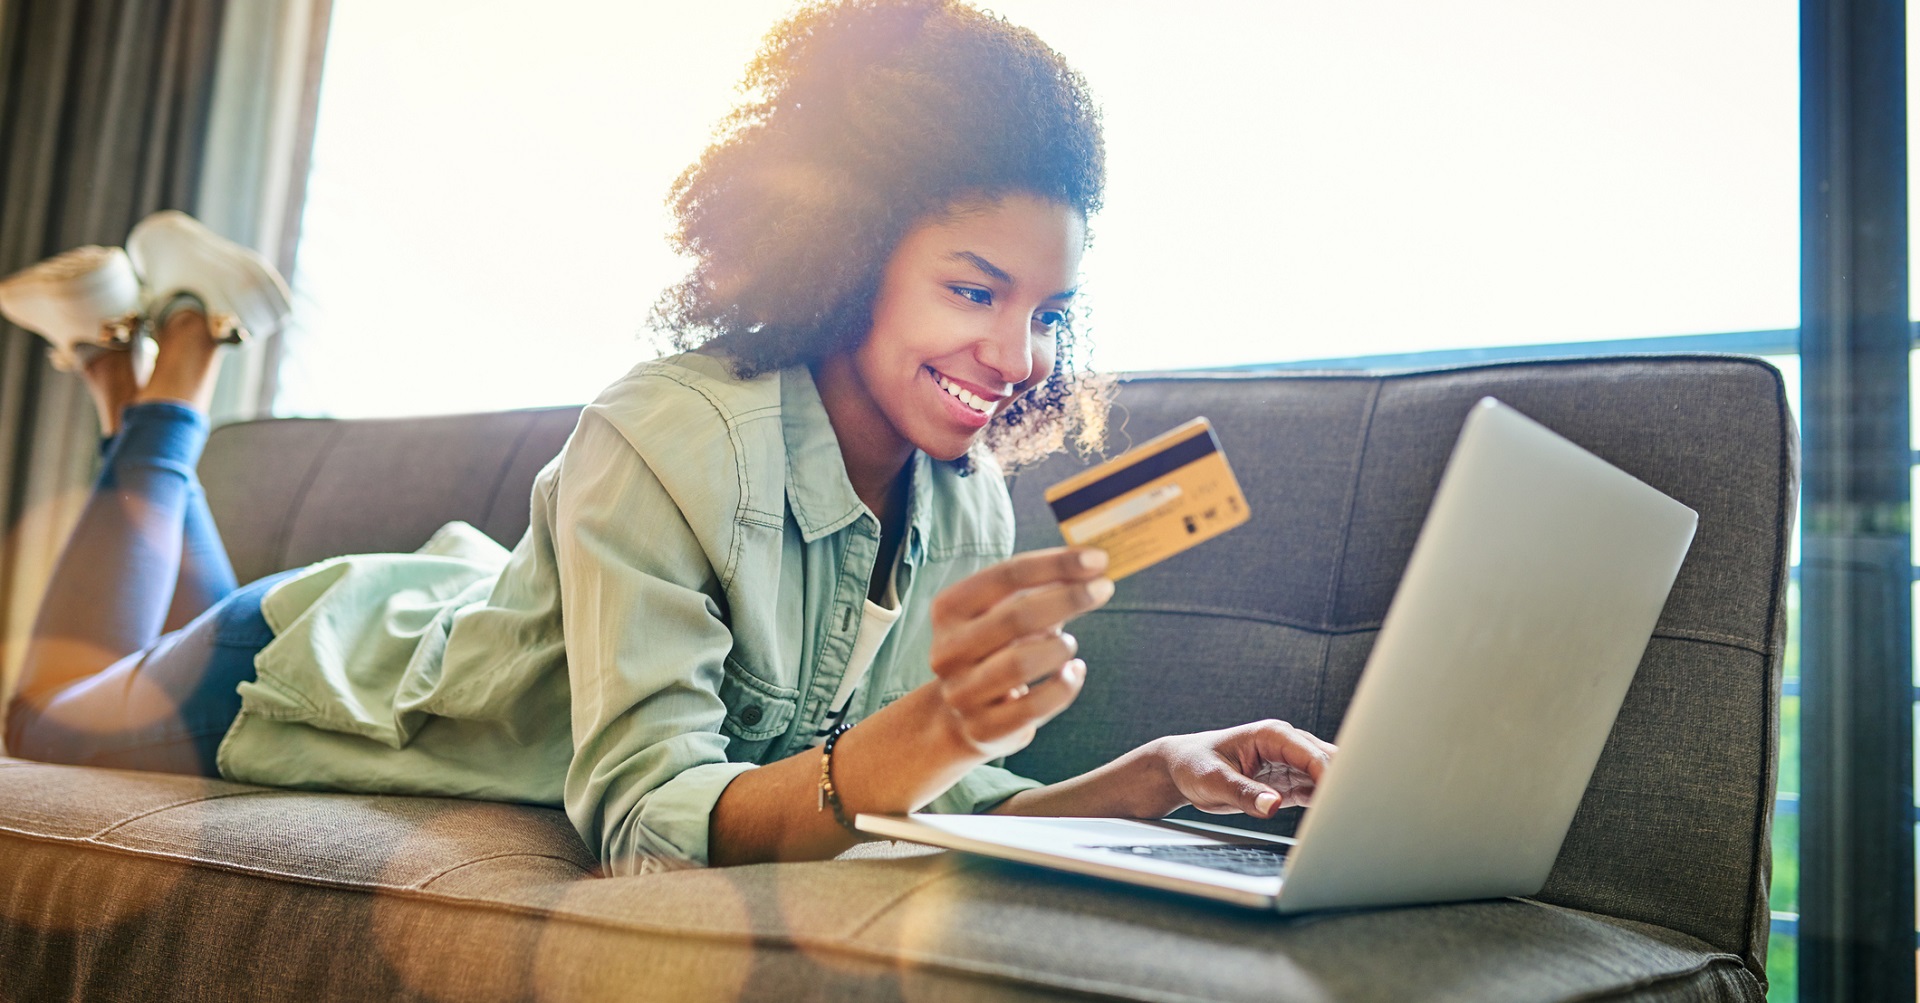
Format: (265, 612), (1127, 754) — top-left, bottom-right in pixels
(857, 397), (1698, 913)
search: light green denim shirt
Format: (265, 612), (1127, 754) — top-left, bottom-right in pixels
(217, 352), (1041, 871)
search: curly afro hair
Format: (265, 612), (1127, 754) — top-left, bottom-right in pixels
(651, 0), (1111, 471)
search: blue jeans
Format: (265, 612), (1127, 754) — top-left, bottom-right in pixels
(5, 402), (287, 776)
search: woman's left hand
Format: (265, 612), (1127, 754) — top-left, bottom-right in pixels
(1149, 720), (1338, 819)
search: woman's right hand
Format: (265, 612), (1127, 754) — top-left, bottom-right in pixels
(926, 547), (1115, 760)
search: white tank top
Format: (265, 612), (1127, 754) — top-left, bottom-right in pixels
(810, 567), (903, 746)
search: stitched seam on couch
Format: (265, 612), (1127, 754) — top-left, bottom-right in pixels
(1318, 380), (1381, 637)
(820, 858), (1237, 1003)
(1314, 379), (1382, 749)
(1564, 954), (1753, 1003)
(417, 850), (593, 887)
(476, 413), (540, 536)
(273, 422), (345, 571)
(78, 788), (281, 840)
(1500, 900), (1753, 1003)
(785, 923), (1757, 1003)
(1733, 365), (1796, 981)
(838, 856), (982, 943)
(822, 947), (1215, 1003)
(0, 828), (584, 897)
(860, 939), (1752, 1003)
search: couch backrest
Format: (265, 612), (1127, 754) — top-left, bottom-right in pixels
(199, 355), (1793, 970)
(201, 405), (582, 585)
(999, 356), (1792, 973)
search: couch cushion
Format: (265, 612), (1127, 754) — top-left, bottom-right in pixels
(0, 758), (1759, 1001)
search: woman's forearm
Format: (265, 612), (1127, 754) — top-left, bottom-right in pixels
(987, 738), (1182, 819)
(994, 720), (1336, 822)
(709, 549), (1119, 866)
(708, 686), (981, 866)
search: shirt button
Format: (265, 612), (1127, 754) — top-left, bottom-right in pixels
(741, 705), (763, 726)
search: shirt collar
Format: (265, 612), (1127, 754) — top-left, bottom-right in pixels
(900, 451), (933, 568)
(781, 365), (867, 541)
(780, 365), (938, 563)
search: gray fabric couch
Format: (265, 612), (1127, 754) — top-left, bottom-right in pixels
(0, 356), (1794, 1002)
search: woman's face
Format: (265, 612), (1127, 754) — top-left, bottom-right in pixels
(823, 193), (1085, 469)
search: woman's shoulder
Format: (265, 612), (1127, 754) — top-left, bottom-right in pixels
(575, 352), (787, 463)
(587, 351), (781, 433)
(560, 351), (788, 515)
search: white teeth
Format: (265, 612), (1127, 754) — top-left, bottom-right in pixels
(932, 370), (993, 415)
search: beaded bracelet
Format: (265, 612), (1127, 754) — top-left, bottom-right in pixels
(817, 720), (863, 836)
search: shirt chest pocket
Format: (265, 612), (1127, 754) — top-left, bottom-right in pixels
(716, 657), (798, 762)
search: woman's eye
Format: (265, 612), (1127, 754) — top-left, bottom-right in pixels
(1032, 309), (1068, 330)
(950, 286), (993, 306)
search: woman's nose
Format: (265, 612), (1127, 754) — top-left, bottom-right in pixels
(976, 316), (1034, 386)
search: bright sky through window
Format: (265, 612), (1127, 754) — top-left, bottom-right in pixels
(282, 0), (1797, 418)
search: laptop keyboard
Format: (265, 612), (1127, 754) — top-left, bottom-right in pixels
(1091, 843), (1290, 877)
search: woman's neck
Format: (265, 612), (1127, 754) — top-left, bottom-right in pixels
(811, 356), (915, 525)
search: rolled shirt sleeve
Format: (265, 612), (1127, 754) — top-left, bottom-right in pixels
(555, 408), (753, 871)
(925, 762), (1046, 816)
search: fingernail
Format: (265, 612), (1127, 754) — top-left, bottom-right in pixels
(1078, 549), (1108, 572)
(1087, 578), (1114, 603)
(1254, 791), (1280, 815)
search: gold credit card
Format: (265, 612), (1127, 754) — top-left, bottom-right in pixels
(1044, 417), (1250, 580)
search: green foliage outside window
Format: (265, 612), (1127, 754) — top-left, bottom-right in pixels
(1766, 582), (1798, 1001)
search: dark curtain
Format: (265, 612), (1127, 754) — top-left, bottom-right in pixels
(0, 0), (227, 714)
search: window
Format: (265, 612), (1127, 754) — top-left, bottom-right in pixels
(281, 1), (798, 417)
(285, 1), (1795, 408)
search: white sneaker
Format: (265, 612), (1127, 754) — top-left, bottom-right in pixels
(0, 246), (142, 371)
(126, 211), (292, 342)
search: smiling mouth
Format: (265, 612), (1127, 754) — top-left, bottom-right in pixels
(929, 367), (996, 416)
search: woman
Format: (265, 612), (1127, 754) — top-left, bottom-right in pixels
(1, 0), (1334, 872)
